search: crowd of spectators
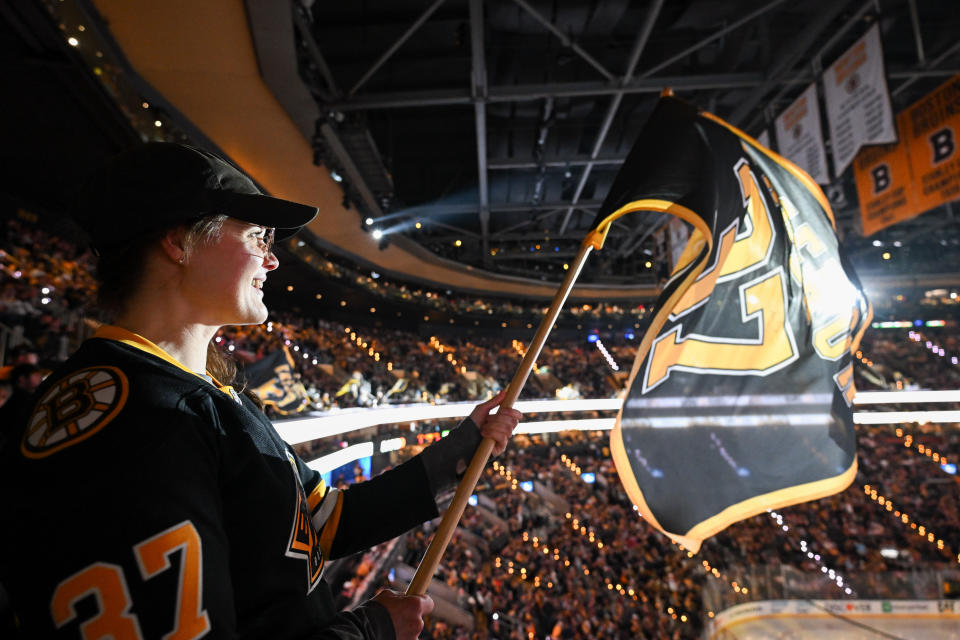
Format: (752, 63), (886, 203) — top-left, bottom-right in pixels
(214, 317), (626, 419)
(0, 215), (95, 362)
(285, 239), (651, 326)
(855, 328), (960, 391)
(350, 417), (960, 639)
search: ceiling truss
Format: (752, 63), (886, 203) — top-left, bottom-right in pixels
(299, 0), (960, 286)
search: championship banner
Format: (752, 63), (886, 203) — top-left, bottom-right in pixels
(775, 83), (830, 184)
(822, 24), (897, 177)
(594, 96), (870, 552)
(853, 111), (921, 236)
(246, 346), (313, 415)
(902, 73), (960, 214)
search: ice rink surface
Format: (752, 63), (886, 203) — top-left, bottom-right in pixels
(707, 600), (960, 639)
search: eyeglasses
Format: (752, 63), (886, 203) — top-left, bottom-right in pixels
(252, 227), (275, 256)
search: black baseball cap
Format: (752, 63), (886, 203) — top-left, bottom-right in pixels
(75, 142), (318, 254)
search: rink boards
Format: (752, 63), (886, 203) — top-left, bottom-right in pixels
(708, 599), (960, 639)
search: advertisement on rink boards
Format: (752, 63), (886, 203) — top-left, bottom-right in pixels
(822, 23), (897, 178)
(853, 74), (960, 236)
(775, 83), (830, 184)
(710, 599), (960, 634)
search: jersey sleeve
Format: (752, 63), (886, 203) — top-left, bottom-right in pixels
(293, 417), (486, 561)
(293, 447), (436, 560)
(311, 601), (395, 640)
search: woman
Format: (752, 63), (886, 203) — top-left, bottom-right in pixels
(1, 143), (521, 639)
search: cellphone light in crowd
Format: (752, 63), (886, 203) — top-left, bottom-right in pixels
(942, 463), (957, 475)
(587, 334), (599, 343)
(388, 568), (395, 582)
(520, 481), (534, 492)
(581, 472), (596, 484)
(468, 494), (478, 506)
(625, 331), (635, 340)
(879, 548), (899, 559)
(441, 430), (450, 438)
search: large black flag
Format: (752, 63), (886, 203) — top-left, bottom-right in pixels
(599, 96), (870, 552)
(245, 346), (312, 415)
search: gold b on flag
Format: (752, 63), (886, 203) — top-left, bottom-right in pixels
(596, 96), (870, 552)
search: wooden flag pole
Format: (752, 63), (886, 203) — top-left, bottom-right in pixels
(406, 228), (608, 596)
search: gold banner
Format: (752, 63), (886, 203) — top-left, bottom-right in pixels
(853, 74), (960, 235)
(853, 112), (922, 236)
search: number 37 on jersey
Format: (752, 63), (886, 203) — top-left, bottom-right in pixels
(51, 520), (211, 640)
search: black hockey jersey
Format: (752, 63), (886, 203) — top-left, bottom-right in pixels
(1, 326), (439, 638)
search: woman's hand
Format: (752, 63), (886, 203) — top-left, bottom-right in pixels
(372, 589), (434, 639)
(469, 390), (522, 456)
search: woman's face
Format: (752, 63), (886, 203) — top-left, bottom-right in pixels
(182, 218), (279, 326)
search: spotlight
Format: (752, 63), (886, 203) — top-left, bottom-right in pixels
(372, 229), (383, 240)
(365, 217), (374, 226)
(330, 170), (343, 183)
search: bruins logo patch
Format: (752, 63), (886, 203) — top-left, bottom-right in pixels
(21, 366), (128, 459)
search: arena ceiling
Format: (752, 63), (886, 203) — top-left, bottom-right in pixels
(287, 0), (960, 286)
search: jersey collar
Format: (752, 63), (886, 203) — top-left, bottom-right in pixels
(93, 324), (237, 398)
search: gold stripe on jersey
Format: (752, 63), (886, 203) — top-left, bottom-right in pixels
(307, 480), (327, 513)
(315, 490), (344, 559)
(93, 325), (237, 399)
